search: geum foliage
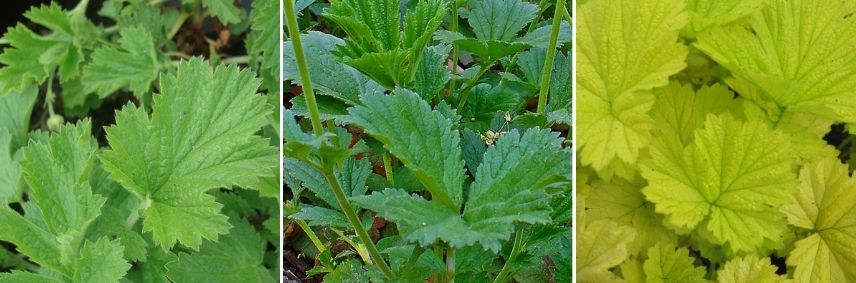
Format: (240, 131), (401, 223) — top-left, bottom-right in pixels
(283, 0), (571, 281)
(578, 0), (856, 282)
(0, 59), (278, 283)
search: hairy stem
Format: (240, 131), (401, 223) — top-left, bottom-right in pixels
(321, 169), (395, 278)
(536, 0), (566, 114)
(220, 55), (252, 65)
(493, 230), (525, 283)
(294, 219), (327, 255)
(382, 153), (395, 186)
(284, 0), (323, 136)
(446, 247), (456, 283)
(70, 0), (90, 16)
(45, 72), (56, 117)
(448, 0), (460, 97)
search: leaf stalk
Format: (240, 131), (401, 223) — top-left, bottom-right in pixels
(536, 0), (566, 114)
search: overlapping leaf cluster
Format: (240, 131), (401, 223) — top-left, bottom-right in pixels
(577, 0), (856, 281)
(0, 1), (279, 282)
(283, 0), (571, 281)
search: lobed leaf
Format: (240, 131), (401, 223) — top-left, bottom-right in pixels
(100, 59), (276, 249)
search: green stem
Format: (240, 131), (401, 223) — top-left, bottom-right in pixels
(70, 0), (90, 16)
(294, 219), (327, 255)
(321, 169), (394, 278)
(284, 0), (324, 136)
(536, 0), (566, 114)
(403, 245), (424, 270)
(493, 230), (524, 283)
(456, 62), (493, 109)
(448, 1), (460, 97)
(220, 55), (252, 65)
(45, 72), (56, 117)
(382, 153), (395, 186)
(563, 6), (572, 26)
(446, 247), (456, 283)
(167, 13), (190, 40)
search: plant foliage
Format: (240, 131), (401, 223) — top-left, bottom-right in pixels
(0, 1), (279, 282)
(283, 0), (571, 281)
(577, 0), (856, 281)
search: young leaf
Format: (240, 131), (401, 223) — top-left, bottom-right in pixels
(0, 3), (85, 93)
(100, 59), (276, 250)
(72, 238), (132, 283)
(577, 0), (688, 173)
(576, 220), (636, 282)
(587, 178), (676, 256)
(683, 0), (767, 38)
(82, 26), (159, 99)
(412, 45), (451, 101)
(781, 157), (856, 282)
(717, 256), (788, 283)
(696, 0), (856, 122)
(324, 0), (447, 88)
(642, 243), (706, 283)
(0, 121), (132, 282)
(641, 114), (796, 254)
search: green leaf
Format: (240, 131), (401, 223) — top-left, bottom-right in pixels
(683, 0), (767, 38)
(325, 0), (401, 52)
(344, 89), (466, 210)
(100, 59), (276, 250)
(412, 44), (451, 101)
(463, 128), (571, 250)
(21, 120), (101, 236)
(467, 0), (538, 42)
(247, 0), (279, 90)
(82, 26), (159, 99)
(650, 82), (739, 147)
(695, 0), (856, 122)
(781, 157), (856, 282)
(201, 0), (242, 24)
(717, 256), (788, 283)
(587, 178), (676, 257)
(166, 220), (275, 283)
(642, 243), (706, 283)
(352, 128), (570, 252)
(0, 272), (62, 283)
(516, 21), (572, 48)
(72, 238), (131, 283)
(282, 32), (385, 105)
(435, 31), (532, 63)
(460, 84), (521, 132)
(515, 48), (571, 111)
(324, 0), (447, 88)
(0, 85), (38, 150)
(0, 121), (134, 281)
(641, 114), (796, 254)
(0, 3), (88, 93)
(577, 0), (688, 173)
(576, 220), (636, 282)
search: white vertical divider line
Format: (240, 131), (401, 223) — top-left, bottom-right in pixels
(570, 0), (577, 280)
(279, 1), (285, 283)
